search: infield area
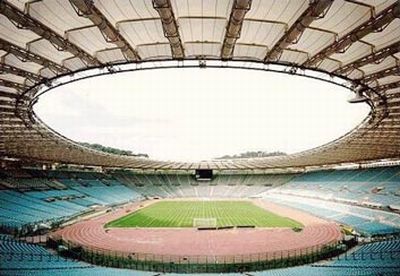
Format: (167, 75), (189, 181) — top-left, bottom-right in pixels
(105, 200), (302, 228)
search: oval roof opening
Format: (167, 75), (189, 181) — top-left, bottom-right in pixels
(35, 67), (369, 162)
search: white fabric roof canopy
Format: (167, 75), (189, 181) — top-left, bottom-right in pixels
(0, 0), (399, 170)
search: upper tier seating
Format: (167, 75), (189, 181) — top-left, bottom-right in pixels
(112, 171), (294, 198)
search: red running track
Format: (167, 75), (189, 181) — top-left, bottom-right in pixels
(52, 200), (342, 262)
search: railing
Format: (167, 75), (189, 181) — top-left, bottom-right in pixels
(2, 248), (399, 273)
(48, 236), (346, 273)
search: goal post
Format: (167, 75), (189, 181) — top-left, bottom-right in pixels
(193, 218), (217, 228)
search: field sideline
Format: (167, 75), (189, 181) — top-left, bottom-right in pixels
(105, 200), (302, 228)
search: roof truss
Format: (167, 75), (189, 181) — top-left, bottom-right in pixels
(264, 0), (333, 62)
(363, 65), (400, 84)
(0, 0), (100, 67)
(334, 41), (400, 75)
(0, 90), (28, 99)
(375, 80), (400, 92)
(69, 0), (140, 61)
(152, 0), (184, 59)
(221, 0), (252, 60)
(0, 38), (69, 74)
(0, 63), (42, 83)
(304, 1), (400, 67)
(0, 79), (26, 91)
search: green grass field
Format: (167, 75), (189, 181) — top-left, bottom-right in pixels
(105, 200), (302, 228)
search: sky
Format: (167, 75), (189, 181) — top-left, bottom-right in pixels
(35, 68), (369, 162)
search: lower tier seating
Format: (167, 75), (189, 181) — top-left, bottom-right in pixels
(1, 237), (399, 275)
(264, 194), (400, 236)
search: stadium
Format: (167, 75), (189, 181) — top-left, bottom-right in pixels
(0, 0), (400, 275)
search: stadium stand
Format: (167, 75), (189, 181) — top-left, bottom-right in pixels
(264, 193), (400, 236)
(0, 235), (155, 275)
(273, 166), (400, 207)
(0, 171), (142, 233)
(263, 166), (400, 236)
(1, 235), (399, 275)
(112, 171), (294, 198)
(253, 238), (400, 276)
(1, 167), (400, 237)
(1, 166), (400, 274)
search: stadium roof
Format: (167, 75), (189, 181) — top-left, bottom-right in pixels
(0, 0), (399, 170)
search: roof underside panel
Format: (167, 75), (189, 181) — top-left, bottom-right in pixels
(185, 42), (221, 58)
(6, 0), (28, 11)
(237, 21), (285, 49)
(330, 42), (373, 68)
(66, 26), (119, 56)
(317, 58), (341, 73)
(289, 28), (336, 57)
(94, 0), (168, 61)
(28, 39), (74, 65)
(27, 0), (93, 36)
(0, 73), (26, 84)
(179, 18), (226, 43)
(362, 18), (400, 50)
(0, 14), (39, 47)
(371, 75), (400, 87)
(363, 0), (398, 13)
(246, 0), (308, 27)
(310, 0), (371, 38)
(359, 56), (398, 76)
(96, 48), (126, 64)
(39, 68), (57, 79)
(63, 57), (86, 71)
(137, 43), (172, 60)
(95, 0), (160, 23)
(233, 44), (268, 61)
(3, 54), (44, 75)
(0, 86), (17, 93)
(171, 0), (233, 18)
(278, 49), (309, 65)
(118, 19), (168, 47)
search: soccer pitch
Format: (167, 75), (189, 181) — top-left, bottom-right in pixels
(106, 200), (302, 228)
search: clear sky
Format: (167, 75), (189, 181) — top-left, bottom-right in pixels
(35, 68), (369, 162)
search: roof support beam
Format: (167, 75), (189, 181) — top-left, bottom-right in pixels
(220, 0), (252, 60)
(0, 63), (42, 83)
(0, 1), (100, 67)
(303, 2), (400, 67)
(152, 0), (185, 59)
(264, 0), (333, 62)
(69, 0), (140, 61)
(334, 41), (400, 75)
(363, 65), (400, 83)
(0, 38), (69, 74)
